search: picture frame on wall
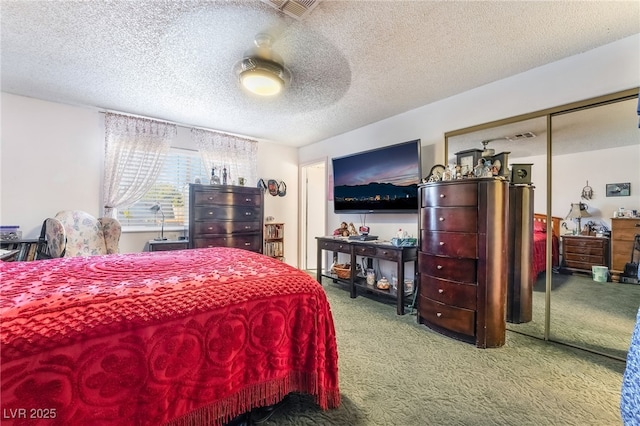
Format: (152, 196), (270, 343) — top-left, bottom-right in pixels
(606, 182), (630, 197)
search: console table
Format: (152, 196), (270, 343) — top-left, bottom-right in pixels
(316, 236), (418, 315)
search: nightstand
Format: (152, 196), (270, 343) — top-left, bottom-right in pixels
(561, 235), (609, 274)
(147, 239), (189, 252)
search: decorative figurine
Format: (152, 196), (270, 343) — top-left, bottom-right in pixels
(210, 167), (220, 185)
(333, 222), (349, 237)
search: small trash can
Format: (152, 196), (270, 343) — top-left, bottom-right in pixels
(592, 265), (608, 282)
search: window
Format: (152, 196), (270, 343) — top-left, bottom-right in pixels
(117, 148), (207, 229)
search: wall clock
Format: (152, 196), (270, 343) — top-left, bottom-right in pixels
(454, 149), (484, 176)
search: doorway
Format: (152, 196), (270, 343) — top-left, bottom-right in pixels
(299, 159), (327, 272)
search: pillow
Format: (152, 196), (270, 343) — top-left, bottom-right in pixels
(533, 221), (547, 233)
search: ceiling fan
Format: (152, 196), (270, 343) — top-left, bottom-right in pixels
(480, 131), (537, 157)
(233, 33), (291, 97)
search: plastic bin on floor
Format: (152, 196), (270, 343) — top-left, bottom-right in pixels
(592, 265), (608, 282)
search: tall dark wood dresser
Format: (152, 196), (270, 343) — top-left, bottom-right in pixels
(417, 178), (509, 348)
(188, 184), (264, 253)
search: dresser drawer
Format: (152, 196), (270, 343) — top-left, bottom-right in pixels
(421, 230), (477, 258)
(194, 206), (261, 221)
(563, 237), (606, 249)
(564, 252), (604, 264)
(564, 260), (601, 270)
(420, 275), (476, 310)
(193, 190), (261, 207)
(193, 221), (261, 235)
(564, 245), (605, 256)
(419, 252), (477, 283)
(192, 235), (262, 251)
(419, 296), (475, 337)
(375, 247), (401, 261)
(612, 219), (640, 241)
(352, 244), (377, 257)
(421, 207), (477, 233)
(318, 239), (351, 254)
(421, 183), (477, 207)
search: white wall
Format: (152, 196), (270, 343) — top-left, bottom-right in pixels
(299, 34), (640, 242)
(0, 94), (103, 237)
(0, 94), (299, 265)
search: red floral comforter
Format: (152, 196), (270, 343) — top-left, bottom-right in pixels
(0, 248), (340, 425)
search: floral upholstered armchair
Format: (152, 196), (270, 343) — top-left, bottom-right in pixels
(44, 210), (121, 257)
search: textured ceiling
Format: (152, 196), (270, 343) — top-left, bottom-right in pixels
(1, 1), (639, 147)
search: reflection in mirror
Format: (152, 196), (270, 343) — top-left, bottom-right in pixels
(549, 97), (640, 360)
(445, 92), (639, 361)
(447, 116), (549, 341)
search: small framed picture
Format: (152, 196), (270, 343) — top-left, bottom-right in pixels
(606, 182), (630, 197)
(490, 151), (511, 178)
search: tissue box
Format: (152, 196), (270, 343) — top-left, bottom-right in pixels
(390, 237), (417, 247)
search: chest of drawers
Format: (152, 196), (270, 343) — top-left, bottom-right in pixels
(610, 218), (640, 275)
(561, 235), (609, 273)
(188, 184), (263, 253)
(417, 178), (508, 348)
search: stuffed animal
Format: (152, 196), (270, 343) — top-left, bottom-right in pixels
(333, 222), (349, 236)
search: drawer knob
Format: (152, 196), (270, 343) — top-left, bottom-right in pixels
(208, 211), (213, 215)
(244, 242), (250, 246)
(208, 227), (213, 230)
(244, 226), (250, 229)
(383, 251), (388, 255)
(208, 196), (213, 200)
(436, 312), (442, 317)
(439, 241), (445, 246)
(437, 265), (443, 270)
(245, 198), (251, 202)
(439, 194), (445, 198)
(438, 288), (444, 293)
(245, 212), (252, 216)
(439, 217), (445, 222)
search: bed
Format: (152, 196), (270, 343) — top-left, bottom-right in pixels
(532, 213), (561, 278)
(0, 248), (340, 425)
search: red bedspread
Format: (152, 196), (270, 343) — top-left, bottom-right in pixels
(0, 248), (340, 425)
(532, 230), (559, 278)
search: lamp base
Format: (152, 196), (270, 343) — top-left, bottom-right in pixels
(153, 237), (168, 241)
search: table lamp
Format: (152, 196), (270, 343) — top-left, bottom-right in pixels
(566, 202), (591, 235)
(150, 202), (167, 241)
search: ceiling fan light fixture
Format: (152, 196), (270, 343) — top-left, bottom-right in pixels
(238, 59), (287, 96)
(235, 34), (291, 97)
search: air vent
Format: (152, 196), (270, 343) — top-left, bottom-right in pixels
(261, 0), (322, 20)
(507, 131), (536, 141)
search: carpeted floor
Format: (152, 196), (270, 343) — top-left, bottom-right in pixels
(260, 276), (630, 426)
(508, 272), (640, 360)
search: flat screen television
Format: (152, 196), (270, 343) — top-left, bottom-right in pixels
(332, 139), (421, 214)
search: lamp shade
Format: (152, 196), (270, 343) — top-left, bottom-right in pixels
(566, 202), (591, 219)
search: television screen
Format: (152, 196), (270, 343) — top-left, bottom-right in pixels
(332, 139), (421, 213)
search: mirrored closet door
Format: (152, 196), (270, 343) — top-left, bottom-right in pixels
(444, 88), (639, 360)
(548, 97), (640, 360)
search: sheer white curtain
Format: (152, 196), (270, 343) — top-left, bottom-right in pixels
(103, 113), (177, 218)
(191, 129), (258, 187)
